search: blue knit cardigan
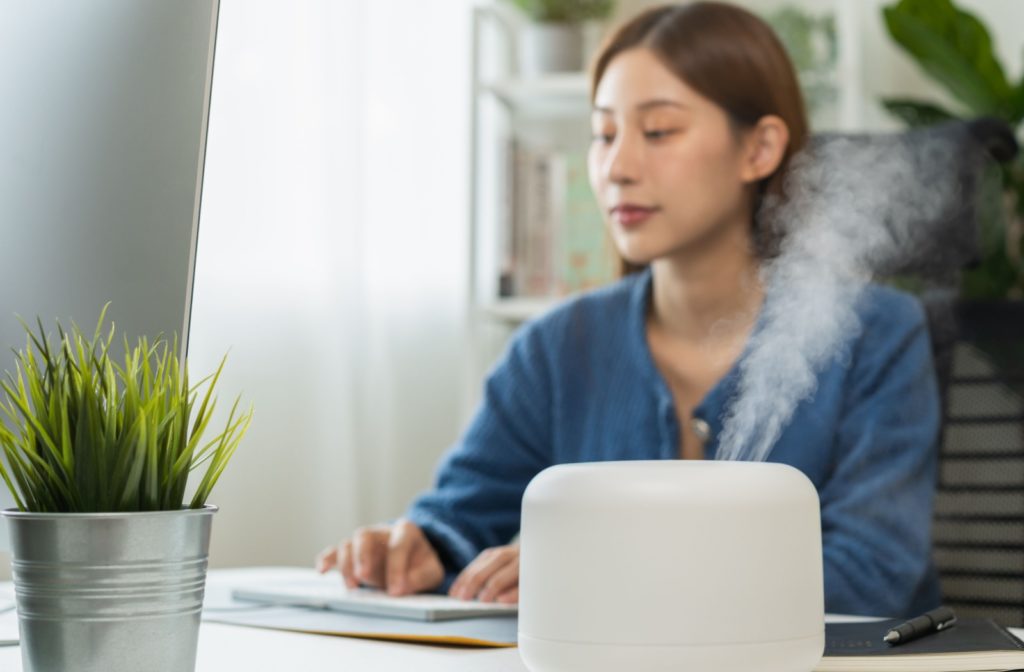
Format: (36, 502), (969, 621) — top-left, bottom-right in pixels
(407, 269), (941, 617)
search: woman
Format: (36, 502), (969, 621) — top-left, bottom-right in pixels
(316, 1), (941, 617)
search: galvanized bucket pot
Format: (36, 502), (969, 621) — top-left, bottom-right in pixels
(2, 506), (217, 672)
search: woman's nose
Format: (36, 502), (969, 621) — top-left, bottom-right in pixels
(605, 135), (641, 185)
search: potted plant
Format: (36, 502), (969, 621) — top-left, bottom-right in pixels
(0, 306), (252, 672)
(881, 0), (1024, 301)
(509, 0), (616, 75)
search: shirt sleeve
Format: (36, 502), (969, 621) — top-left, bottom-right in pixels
(819, 293), (941, 617)
(404, 321), (553, 581)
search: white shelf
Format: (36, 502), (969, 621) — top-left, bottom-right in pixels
(480, 297), (558, 324)
(481, 73), (590, 116)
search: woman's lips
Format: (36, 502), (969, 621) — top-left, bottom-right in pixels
(612, 205), (659, 229)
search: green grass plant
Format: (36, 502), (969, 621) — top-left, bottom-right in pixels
(0, 306), (252, 513)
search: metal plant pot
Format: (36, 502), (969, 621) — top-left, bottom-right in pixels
(518, 22), (584, 76)
(2, 506), (217, 672)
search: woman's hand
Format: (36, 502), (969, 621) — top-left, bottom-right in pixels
(448, 543), (519, 604)
(315, 519), (444, 596)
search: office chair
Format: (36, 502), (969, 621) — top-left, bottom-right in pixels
(932, 298), (1024, 626)
(920, 120), (1023, 627)
(816, 117), (1023, 626)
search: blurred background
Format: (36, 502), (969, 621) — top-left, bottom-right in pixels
(1, 0), (1022, 576)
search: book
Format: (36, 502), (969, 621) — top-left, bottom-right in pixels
(509, 141), (555, 297)
(818, 617), (1024, 671)
(505, 142), (617, 299)
(554, 150), (617, 294)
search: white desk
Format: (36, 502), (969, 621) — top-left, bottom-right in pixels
(0, 621), (526, 671)
(0, 569), (527, 672)
(3, 572), (1023, 671)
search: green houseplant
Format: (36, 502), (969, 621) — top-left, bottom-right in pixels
(508, 0), (617, 76)
(881, 0), (1024, 300)
(509, 0), (614, 23)
(0, 306), (252, 672)
(881, 0), (1024, 487)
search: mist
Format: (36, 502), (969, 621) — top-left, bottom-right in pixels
(715, 124), (991, 462)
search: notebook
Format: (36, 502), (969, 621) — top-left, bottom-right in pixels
(818, 617), (1024, 672)
(230, 571), (518, 622)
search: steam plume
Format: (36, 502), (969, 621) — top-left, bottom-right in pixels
(716, 126), (990, 462)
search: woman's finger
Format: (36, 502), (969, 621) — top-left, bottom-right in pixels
(405, 538), (445, 594)
(386, 520), (424, 595)
(352, 528), (387, 588)
(478, 554), (519, 602)
(314, 545), (338, 574)
(495, 587), (519, 604)
(448, 547), (497, 599)
(338, 540), (358, 588)
(450, 546), (516, 601)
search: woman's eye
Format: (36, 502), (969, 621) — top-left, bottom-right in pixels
(591, 133), (614, 144)
(644, 129), (677, 140)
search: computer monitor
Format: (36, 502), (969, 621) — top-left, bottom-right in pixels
(0, 0), (220, 547)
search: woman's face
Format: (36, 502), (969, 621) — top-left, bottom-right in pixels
(588, 47), (756, 265)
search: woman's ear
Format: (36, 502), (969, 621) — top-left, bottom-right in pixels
(739, 115), (790, 184)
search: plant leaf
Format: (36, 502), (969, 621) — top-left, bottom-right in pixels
(882, 0), (1013, 117)
(880, 98), (958, 127)
(0, 309), (251, 512)
(1013, 74), (1024, 122)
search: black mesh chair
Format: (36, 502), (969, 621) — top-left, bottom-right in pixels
(932, 299), (1024, 626)
(911, 120), (1024, 627)
(818, 118), (1023, 626)
(811, 119), (1022, 623)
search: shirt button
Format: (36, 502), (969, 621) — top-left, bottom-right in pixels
(692, 417), (711, 442)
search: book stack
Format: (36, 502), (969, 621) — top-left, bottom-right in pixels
(501, 139), (618, 299)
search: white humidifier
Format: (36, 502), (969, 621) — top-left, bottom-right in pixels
(518, 461), (824, 672)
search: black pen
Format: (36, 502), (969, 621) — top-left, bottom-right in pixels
(883, 606), (958, 645)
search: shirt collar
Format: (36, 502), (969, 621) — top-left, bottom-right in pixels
(627, 266), (769, 460)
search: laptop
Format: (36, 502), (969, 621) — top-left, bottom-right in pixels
(230, 570), (518, 622)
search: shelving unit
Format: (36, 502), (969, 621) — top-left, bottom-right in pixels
(469, 4), (612, 333)
(468, 0), (863, 331)
(460, 3), (599, 422)
(480, 296), (559, 324)
(480, 73), (590, 116)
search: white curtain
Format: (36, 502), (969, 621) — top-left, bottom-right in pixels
(190, 0), (473, 568)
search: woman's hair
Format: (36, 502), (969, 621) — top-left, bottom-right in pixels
(590, 1), (809, 273)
